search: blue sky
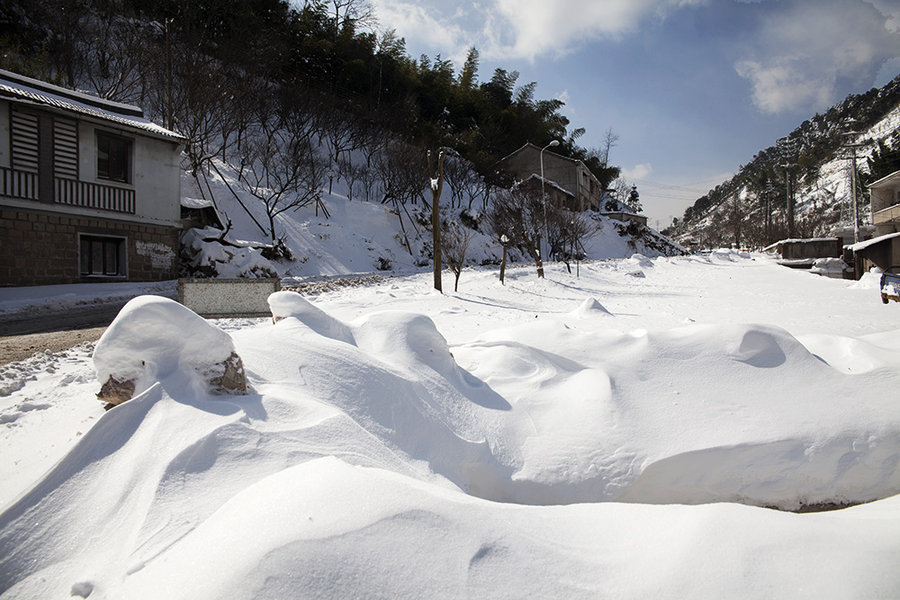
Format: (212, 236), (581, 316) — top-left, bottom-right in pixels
(367, 0), (900, 226)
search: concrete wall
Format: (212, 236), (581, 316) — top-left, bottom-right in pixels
(178, 278), (281, 318)
(781, 239), (842, 260)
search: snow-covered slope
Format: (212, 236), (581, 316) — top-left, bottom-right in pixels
(2, 252), (900, 599)
(182, 160), (680, 279)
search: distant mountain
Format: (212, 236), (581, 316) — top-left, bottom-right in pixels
(670, 75), (900, 248)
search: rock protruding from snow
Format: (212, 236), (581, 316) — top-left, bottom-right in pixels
(93, 296), (246, 405)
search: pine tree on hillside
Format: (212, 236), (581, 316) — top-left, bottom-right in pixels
(627, 185), (643, 213)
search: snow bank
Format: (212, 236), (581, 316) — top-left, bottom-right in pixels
(3, 257), (900, 598)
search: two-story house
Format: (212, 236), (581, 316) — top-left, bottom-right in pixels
(0, 69), (185, 286)
(498, 143), (604, 212)
(848, 169), (900, 276)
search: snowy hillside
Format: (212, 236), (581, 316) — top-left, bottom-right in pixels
(675, 76), (900, 246)
(181, 159), (681, 280)
(2, 252), (900, 598)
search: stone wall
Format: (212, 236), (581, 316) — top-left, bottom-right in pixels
(0, 207), (178, 286)
(178, 278), (281, 318)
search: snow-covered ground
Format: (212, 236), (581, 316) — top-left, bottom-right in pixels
(2, 251), (900, 599)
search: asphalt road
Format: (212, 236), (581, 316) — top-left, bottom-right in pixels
(0, 301), (128, 336)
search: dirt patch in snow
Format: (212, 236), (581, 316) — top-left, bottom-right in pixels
(0, 327), (106, 366)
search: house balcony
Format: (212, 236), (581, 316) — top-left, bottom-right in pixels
(874, 203), (900, 226)
(1, 166), (135, 214)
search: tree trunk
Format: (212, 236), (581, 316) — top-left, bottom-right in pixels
(428, 150), (446, 292)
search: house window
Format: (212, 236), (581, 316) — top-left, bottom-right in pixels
(97, 131), (132, 183)
(79, 234), (126, 277)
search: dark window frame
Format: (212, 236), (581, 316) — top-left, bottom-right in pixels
(96, 130), (133, 184)
(79, 233), (127, 277)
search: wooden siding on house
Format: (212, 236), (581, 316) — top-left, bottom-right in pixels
(53, 116), (78, 179)
(10, 108), (39, 173)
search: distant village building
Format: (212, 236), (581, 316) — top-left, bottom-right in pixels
(497, 142), (648, 227)
(869, 170), (900, 237)
(847, 169), (900, 277)
(498, 143), (604, 212)
(0, 69), (185, 286)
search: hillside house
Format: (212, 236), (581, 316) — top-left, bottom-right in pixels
(0, 69), (185, 286)
(848, 169), (900, 276)
(869, 169), (900, 236)
(499, 143), (604, 212)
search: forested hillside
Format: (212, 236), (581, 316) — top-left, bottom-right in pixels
(669, 76), (900, 248)
(0, 0), (620, 198)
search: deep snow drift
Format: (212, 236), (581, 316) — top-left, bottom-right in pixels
(2, 252), (900, 599)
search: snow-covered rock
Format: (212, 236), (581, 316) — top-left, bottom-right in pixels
(93, 296), (246, 404)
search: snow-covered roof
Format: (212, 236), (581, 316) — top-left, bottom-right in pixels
(498, 142), (578, 166)
(867, 169), (900, 190)
(0, 69), (185, 142)
(181, 197), (215, 210)
(848, 231), (900, 252)
(513, 173), (575, 197)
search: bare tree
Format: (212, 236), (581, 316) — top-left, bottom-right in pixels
(321, 108), (363, 194)
(238, 108), (324, 247)
(375, 140), (426, 254)
(443, 220), (473, 292)
(548, 209), (594, 275)
(442, 152), (478, 209)
(488, 187), (547, 278)
(75, 12), (149, 103)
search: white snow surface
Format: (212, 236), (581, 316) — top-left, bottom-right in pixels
(2, 251), (900, 599)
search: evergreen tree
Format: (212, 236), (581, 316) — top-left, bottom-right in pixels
(627, 185), (642, 213)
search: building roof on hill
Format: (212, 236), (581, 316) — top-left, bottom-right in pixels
(849, 231), (900, 252)
(0, 69), (185, 143)
(867, 169), (900, 189)
(498, 142), (578, 166)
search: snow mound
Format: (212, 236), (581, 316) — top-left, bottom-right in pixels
(353, 311), (458, 378)
(93, 296), (237, 394)
(571, 297), (613, 317)
(849, 269), (883, 290)
(268, 290), (354, 344)
(628, 253), (654, 268)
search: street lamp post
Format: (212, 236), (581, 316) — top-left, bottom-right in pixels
(540, 140), (560, 264)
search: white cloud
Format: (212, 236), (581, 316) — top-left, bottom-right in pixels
(489, 0), (708, 61)
(735, 0), (900, 114)
(369, 0), (708, 64)
(623, 163), (653, 181)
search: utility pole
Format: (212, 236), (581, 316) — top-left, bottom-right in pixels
(777, 137), (798, 238)
(764, 178), (774, 241)
(844, 142), (865, 244)
(785, 165), (794, 238)
(540, 140), (559, 265)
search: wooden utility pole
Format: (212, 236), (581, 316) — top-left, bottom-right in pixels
(428, 149), (445, 292)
